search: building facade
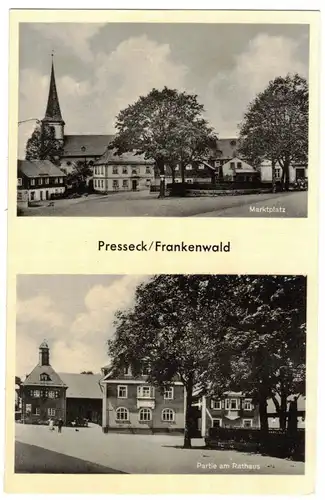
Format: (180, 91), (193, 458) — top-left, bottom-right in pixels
(100, 366), (185, 433)
(17, 159), (66, 202)
(93, 149), (154, 193)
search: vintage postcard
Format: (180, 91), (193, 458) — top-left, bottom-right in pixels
(5, 8), (320, 496)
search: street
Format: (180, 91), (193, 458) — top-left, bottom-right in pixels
(15, 424), (304, 474)
(20, 190), (307, 218)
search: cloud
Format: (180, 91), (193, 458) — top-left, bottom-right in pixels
(204, 33), (308, 136)
(16, 276), (148, 376)
(18, 35), (188, 156)
(31, 23), (105, 63)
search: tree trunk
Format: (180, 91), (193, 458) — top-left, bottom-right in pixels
(258, 396), (269, 434)
(280, 160), (290, 191)
(156, 158), (165, 198)
(279, 393), (287, 431)
(271, 159), (276, 193)
(181, 161), (185, 184)
(183, 380), (193, 449)
(171, 167), (175, 184)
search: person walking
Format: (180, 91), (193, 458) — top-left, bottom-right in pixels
(57, 418), (63, 433)
(48, 418), (54, 431)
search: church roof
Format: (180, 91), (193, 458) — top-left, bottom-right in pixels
(22, 364), (67, 387)
(43, 61), (64, 124)
(63, 135), (114, 158)
(18, 160), (66, 178)
(58, 373), (103, 399)
(94, 147), (155, 166)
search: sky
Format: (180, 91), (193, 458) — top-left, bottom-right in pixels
(16, 275), (148, 378)
(18, 23), (309, 158)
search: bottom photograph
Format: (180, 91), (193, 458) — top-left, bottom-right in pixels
(15, 274), (306, 475)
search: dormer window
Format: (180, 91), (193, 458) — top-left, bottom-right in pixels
(40, 373), (51, 382)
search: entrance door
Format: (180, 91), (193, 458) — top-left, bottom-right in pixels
(132, 180), (137, 191)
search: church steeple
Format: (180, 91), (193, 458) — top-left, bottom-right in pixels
(42, 54), (65, 141)
(39, 340), (50, 366)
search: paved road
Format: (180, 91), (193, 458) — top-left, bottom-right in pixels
(15, 424), (304, 475)
(20, 191), (307, 218)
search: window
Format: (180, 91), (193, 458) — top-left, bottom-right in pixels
(215, 161), (221, 166)
(113, 166), (118, 174)
(122, 167), (128, 174)
(198, 164), (205, 170)
(30, 179), (35, 186)
(41, 389), (49, 398)
(30, 192), (35, 200)
(116, 407), (129, 421)
(137, 386), (155, 398)
(117, 385), (128, 399)
(186, 179), (193, 183)
(145, 167), (151, 174)
(30, 390), (40, 398)
(132, 169), (137, 175)
(34, 407), (40, 415)
(122, 180), (128, 189)
(211, 400), (222, 410)
(101, 179), (104, 188)
(48, 408), (56, 417)
(237, 162), (242, 169)
(162, 408), (175, 422)
(225, 398), (239, 410)
(275, 168), (281, 179)
(230, 162), (235, 169)
(40, 373), (51, 382)
(230, 140), (237, 146)
(175, 166), (179, 171)
(59, 178), (63, 184)
(113, 179), (119, 190)
(139, 408), (152, 422)
(48, 390), (58, 399)
(244, 400), (253, 411)
(45, 178), (50, 184)
(243, 419), (253, 428)
(212, 418), (222, 428)
(17, 178), (22, 186)
(141, 365), (150, 376)
(185, 165), (192, 170)
(38, 178), (43, 185)
(164, 387), (174, 400)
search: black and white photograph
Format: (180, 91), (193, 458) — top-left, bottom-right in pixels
(15, 274), (306, 474)
(17, 22), (309, 218)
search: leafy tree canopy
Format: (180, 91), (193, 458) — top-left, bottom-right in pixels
(25, 124), (64, 165)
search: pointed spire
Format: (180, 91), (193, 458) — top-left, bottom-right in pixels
(43, 54), (64, 123)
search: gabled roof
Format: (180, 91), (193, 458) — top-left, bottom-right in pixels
(18, 160), (66, 178)
(223, 157), (258, 173)
(43, 61), (64, 124)
(58, 373), (103, 399)
(22, 364), (67, 387)
(63, 135), (114, 158)
(94, 147), (155, 166)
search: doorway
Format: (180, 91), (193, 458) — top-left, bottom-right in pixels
(40, 191), (43, 201)
(132, 179), (137, 191)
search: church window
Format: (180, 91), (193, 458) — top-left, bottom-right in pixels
(116, 407), (129, 421)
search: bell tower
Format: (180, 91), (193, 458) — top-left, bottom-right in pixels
(39, 340), (50, 366)
(41, 53), (65, 142)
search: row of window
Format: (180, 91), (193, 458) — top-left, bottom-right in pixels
(28, 407), (56, 416)
(94, 166), (152, 175)
(29, 389), (60, 398)
(94, 179), (151, 189)
(117, 385), (174, 400)
(211, 399), (253, 411)
(116, 407), (175, 423)
(22, 177), (64, 186)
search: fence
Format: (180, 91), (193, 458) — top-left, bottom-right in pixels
(205, 428), (305, 461)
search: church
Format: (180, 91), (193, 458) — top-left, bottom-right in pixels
(38, 59), (155, 192)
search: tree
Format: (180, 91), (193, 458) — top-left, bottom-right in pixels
(80, 371), (94, 374)
(107, 275), (236, 448)
(238, 74), (308, 191)
(66, 161), (93, 192)
(110, 87), (217, 197)
(209, 276), (306, 433)
(25, 124), (64, 165)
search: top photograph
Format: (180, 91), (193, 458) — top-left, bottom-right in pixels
(16, 22), (310, 218)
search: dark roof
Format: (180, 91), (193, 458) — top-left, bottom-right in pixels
(18, 160), (66, 178)
(94, 147), (155, 166)
(58, 373), (103, 399)
(214, 138), (239, 159)
(43, 61), (64, 124)
(23, 365), (67, 387)
(63, 135), (114, 158)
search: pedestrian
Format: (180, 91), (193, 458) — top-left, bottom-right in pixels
(58, 418), (63, 433)
(49, 418), (54, 431)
